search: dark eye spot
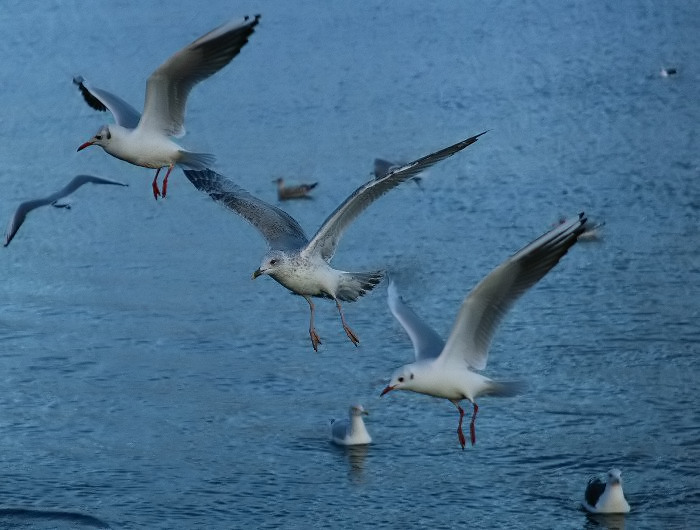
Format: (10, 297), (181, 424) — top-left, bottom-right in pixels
(270, 259), (277, 265)
(95, 135), (102, 140)
(398, 377), (404, 383)
(410, 373), (414, 380)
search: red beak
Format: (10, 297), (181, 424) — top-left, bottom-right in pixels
(380, 385), (394, 397)
(77, 141), (94, 152)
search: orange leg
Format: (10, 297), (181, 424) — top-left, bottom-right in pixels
(151, 168), (162, 199)
(304, 295), (322, 352)
(334, 298), (359, 347)
(470, 402), (479, 446)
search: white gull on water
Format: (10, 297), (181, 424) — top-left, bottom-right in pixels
(74, 14), (260, 199)
(381, 214), (587, 449)
(583, 468), (631, 514)
(330, 405), (372, 446)
(184, 131), (486, 351)
(4, 175), (128, 247)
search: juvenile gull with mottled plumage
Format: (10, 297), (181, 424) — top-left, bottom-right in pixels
(184, 131), (486, 351)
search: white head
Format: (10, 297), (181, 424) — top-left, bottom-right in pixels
(251, 250), (288, 280)
(77, 125), (112, 151)
(607, 468), (623, 486)
(380, 364), (417, 396)
(350, 404), (369, 417)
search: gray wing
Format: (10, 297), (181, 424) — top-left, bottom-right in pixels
(183, 168), (309, 250)
(330, 418), (350, 441)
(304, 131), (487, 261)
(53, 175), (129, 200)
(387, 280), (445, 361)
(139, 15), (260, 137)
(4, 198), (53, 247)
(4, 175), (128, 247)
(73, 76), (141, 129)
(440, 213), (587, 369)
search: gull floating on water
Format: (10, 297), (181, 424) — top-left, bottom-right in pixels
(4, 175), (128, 247)
(184, 131), (486, 351)
(75, 14), (260, 199)
(330, 404), (372, 446)
(274, 177), (318, 201)
(381, 213), (587, 449)
(583, 468), (631, 514)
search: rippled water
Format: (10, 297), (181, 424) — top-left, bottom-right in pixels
(1, 1), (699, 528)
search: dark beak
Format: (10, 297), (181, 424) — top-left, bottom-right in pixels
(251, 269), (263, 279)
(380, 385), (394, 397)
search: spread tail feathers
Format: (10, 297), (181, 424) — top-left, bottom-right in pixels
(179, 151), (216, 170)
(336, 270), (384, 302)
(484, 380), (527, 398)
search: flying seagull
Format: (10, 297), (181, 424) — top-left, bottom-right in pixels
(381, 213), (587, 449)
(273, 177), (318, 200)
(330, 404), (372, 446)
(75, 14), (260, 199)
(583, 468), (631, 514)
(184, 131), (486, 351)
(4, 175), (128, 246)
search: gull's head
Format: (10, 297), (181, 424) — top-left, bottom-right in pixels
(607, 468), (623, 486)
(380, 365), (415, 396)
(78, 125), (111, 151)
(350, 404), (369, 417)
(252, 250), (287, 279)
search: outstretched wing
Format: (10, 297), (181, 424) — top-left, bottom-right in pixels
(73, 76), (141, 129)
(387, 280), (445, 361)
(183, 168), (309, 251)
(139, 15), (260, 137)
(440, 213), (587, 370)
(304, 131), (487, 262)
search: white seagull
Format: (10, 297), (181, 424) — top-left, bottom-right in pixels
(330, 404), (372, 446)
(4, 175), (128, 247)
(184, 131), (486, 351)
(583, 468), (631, 514)
(75, 14), (260, 199)
(381, 213), (587, 449)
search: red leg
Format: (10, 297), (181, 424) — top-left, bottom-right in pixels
(151, 168), (162, 199)
(451, 400), (466, 450)
(469, 402), (479, 446)
(304, 295), (321, 352)
(161, 164), (174, 198)
(334, 298), (360, 347)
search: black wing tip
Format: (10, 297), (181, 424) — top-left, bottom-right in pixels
(72, 75), (108, 113)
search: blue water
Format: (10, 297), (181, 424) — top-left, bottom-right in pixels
(1, 1), (699, 528)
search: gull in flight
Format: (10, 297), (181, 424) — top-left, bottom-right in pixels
(381, 213), (587, 449)
(273, 177), (318, 201)
(330, 404), (372, 446)
(4, 175), (128, 247)
(184, 131), (486, 351)
(75, 14), (260, 199)
(583, 468), (631, 514)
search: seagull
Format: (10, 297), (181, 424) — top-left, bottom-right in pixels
(273, 177), (318, 201)
(184, 131), (487, 351)
(74, 14), (260, 199)
(4, 175), (128, 247)
(660, 67), (677, 77)
(583, 468), (631, 514)
(330, 404), (372, 446)
(380, 213), (587, 449)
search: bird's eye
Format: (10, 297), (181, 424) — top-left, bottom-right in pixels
(95, 135), (102, 140)
(398, 377), (404, 383)
(270, 259), (277, 265)
(410, 373), (414, 380)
